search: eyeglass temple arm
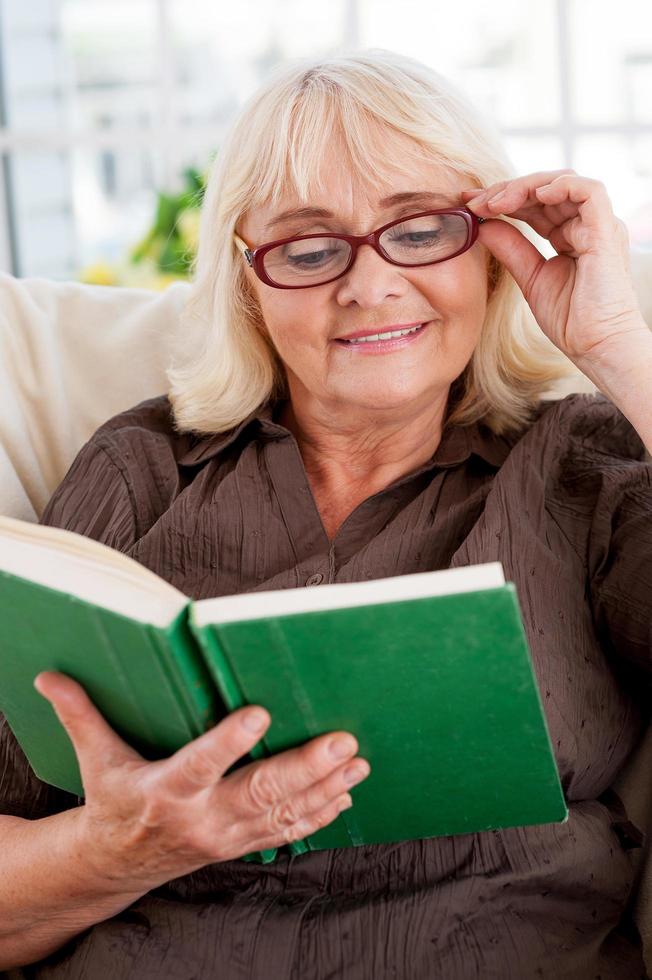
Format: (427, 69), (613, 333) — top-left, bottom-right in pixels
(233, 233), (254, 266)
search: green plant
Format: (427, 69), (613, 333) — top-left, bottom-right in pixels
(130, 166), (206, 276)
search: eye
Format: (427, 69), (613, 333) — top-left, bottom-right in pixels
(286, 248), (339, 267)
(392, 230), (442, 247)
(380, 213), (468, 259)
(282, 238), (348, 269)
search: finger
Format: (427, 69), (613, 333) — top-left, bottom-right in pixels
(534, 176), (617, 245)
(228, 751), (370, 830)
(548, 219), (582, 259)
(462, 170), (580, 236)
(243, 792), (354, 854)
(476, 218), (550, 306)
(467, 173), (616, 254)
(34, 671), (141, 781)
(262, 757), (368, 832)
(460, 169), (576, 207)
(163, 705), (272, 793)
(223, 730), (360, 814)
(465, 194), (557, 241)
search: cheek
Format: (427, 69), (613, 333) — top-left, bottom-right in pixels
(415, 261), (487, 321)
(257, 295), (326, 356)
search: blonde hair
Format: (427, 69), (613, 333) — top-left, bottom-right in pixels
(167, 48), (576, 437)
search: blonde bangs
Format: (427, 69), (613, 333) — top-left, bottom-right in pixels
(241, 84), (439, 216)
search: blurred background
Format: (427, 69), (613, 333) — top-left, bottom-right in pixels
(0, 0), (650, 286)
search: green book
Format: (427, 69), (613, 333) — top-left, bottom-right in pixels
(0, 515), (567, 864)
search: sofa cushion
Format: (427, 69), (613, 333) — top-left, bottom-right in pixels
(0, 274), (192, 519)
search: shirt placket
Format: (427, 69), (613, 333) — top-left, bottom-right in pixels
(263, 437), (443, 585)
(263, 437), (332, 586)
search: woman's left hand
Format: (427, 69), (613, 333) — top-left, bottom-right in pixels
(460, 170), (646, 364)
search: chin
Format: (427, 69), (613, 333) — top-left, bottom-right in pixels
(335, 381), (440, 413)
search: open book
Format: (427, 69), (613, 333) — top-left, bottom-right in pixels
(0, 515), (567, 864)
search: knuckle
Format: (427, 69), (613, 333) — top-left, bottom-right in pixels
(139, 791), (169, 829)
(280, 823), (301, 845)
(244, 765), (281, 810)
(281, 818), (310, 845)
(178, 749), (216, 787)
(281, 808), (329, 844)
(268, 799), (302, 831)
(589, 177), (607, 195)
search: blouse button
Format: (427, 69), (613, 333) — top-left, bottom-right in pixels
(305, 573), (324, 586)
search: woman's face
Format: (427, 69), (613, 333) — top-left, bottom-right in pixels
(238, 139), (491, 417)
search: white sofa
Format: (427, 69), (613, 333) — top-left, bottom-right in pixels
(0, 261), (650, 968)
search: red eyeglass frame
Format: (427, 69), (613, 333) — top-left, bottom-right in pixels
(233, 207), (486, 289)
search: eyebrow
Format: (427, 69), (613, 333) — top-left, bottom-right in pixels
(263, 191), (461, 234)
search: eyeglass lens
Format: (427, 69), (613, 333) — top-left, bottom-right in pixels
(262, 212), (470, 286)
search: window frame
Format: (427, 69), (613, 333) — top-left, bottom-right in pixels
(0, 0), (650, 277)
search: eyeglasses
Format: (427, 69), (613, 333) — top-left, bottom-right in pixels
(233, 208), (485, 289)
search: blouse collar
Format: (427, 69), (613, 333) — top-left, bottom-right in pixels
(177, 398), (514, 471)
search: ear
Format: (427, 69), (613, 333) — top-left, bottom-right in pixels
(487, 254), (501, 298)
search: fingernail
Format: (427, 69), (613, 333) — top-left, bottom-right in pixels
(242, 709), (268, 732)
(344, 763), (369, 786)
(338, 793), (353, 812)
(487, 190), (507, 204)
(33, 671), (54, 694)
(329, 736), (356, 760)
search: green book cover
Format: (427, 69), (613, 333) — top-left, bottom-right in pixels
(0, 516), (567, 866)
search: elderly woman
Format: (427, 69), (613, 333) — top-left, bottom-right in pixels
(1, 49), (651, 979)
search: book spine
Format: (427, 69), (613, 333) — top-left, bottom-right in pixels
(159, 609), (222, 732)
(144, 621), (207, 739)
(188, 618), (247, 710)
(187, 615), (277, 865)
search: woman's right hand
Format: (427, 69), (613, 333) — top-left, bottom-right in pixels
(34, 671), (370, 893)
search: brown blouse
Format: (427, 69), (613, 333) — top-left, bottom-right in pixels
(2, 390), (651, 979)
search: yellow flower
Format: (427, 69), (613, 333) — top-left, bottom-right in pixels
(79, 262), (119, 286)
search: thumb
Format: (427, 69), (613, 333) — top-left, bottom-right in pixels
(478, 217), (547, 306)
(34, 671), (141, 786)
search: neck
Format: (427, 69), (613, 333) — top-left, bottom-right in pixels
(278, 388), (450, 500)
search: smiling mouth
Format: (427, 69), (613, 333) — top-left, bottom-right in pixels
(335, 322), (428, 346)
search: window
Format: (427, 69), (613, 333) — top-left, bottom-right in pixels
(0, 0), (650, 279)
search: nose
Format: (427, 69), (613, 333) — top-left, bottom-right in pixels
(334, 243), (409, 308)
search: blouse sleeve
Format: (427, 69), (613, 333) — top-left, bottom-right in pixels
(567, 395), (652, 679)
(39, 435), (138, 550)
(1, 436), (139, 820)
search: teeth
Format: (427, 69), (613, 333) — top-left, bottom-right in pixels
(344, 324), (423, 344)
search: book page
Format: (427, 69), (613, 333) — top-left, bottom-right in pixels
(192, 563), (505, 627)
(0, 516), (188, 626)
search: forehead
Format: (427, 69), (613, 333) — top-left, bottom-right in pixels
(249, 139), (464, 235)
